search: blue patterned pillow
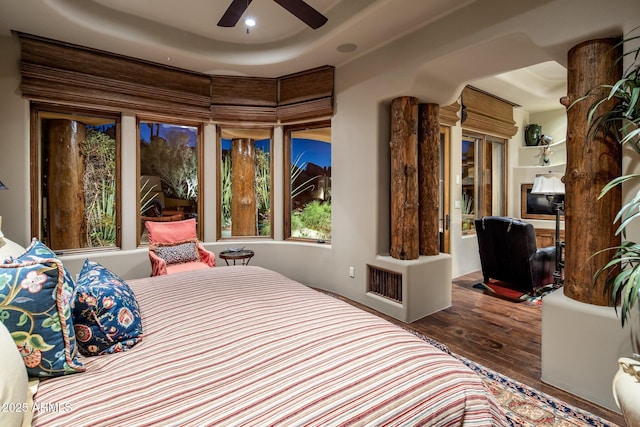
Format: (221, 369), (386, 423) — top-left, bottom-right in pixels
(11, 238), (75, 286)
(72, 260), (143, 356)
(9, 237), (61, 262)
(15, 238), (59, 259)
(12, 239), (81, 356)
(0, 258), (85, 377)
(152, 239), (200, 265)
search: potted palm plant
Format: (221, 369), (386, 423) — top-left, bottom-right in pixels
(580, 28), (640, 426)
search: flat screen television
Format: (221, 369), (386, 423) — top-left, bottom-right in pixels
(521, 183), (564, 220)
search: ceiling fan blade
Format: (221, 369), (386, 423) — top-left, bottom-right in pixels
(217, 0), (253, 27)
(272, 0), (328, 29)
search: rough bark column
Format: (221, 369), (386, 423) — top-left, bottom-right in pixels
(560, 38), (622, 305)
(390, 96), (419, 260)
(418, 103), (440, 256)
(47, 119), (86, 250)
(231, 138), (257, 236)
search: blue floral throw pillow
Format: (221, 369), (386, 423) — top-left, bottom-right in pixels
(0, 258), (85, 377)
(11, 238), (75, 287)
(15, 238), (59, 259)
(72, 260), (143, 356)
(12, 238), (82, 358)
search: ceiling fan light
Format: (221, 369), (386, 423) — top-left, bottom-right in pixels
(244, 17), (256, 27)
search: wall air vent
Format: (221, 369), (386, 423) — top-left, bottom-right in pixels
(367, 265), (402, 303)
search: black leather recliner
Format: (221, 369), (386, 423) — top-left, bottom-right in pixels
(474, 216), (556, 293)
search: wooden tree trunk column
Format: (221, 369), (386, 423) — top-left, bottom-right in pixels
(47, 119), (86, 250)
(231, 138), (257, 236)
(390, 96), (419, 260)
(418, 103), (440, 256)
(560, 38), (622, 306)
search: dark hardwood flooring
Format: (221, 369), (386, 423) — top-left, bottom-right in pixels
(335, 271), (626, 426)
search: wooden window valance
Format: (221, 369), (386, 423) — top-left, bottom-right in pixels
(210, 66), (334, 123)
(460, 86), (518, 138)
(277, 66), (334, 122)
(17, 33), (212, 121)
(16, 32), (334, 124)
(439, 102), (460, 127)
(439, 87), (518, 137)
(211, 76), (278, 123)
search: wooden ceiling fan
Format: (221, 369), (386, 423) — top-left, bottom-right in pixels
(218, 0), (328, 30)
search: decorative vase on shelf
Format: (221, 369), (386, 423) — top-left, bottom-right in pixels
(613, 357), (640, 427)
(524, 124), (542, 146)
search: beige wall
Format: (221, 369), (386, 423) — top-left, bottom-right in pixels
(0, 36), (29, 242)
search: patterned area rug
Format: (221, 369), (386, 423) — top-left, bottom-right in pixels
(460, 355), (619, 427)
(406, 330), (620, 427)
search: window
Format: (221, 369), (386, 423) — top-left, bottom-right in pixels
(139, 120), (201, 244)
(285, 123), (332, 242)
(218, 128), (272, 239)
(461, 132), (506, 234)
(32, 105), (120, 251)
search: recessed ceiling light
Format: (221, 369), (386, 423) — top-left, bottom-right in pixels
(245, 17), (256, 27)
(337, 43), (357, 53)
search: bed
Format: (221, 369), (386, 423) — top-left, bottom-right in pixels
(16, 264), (507, 426)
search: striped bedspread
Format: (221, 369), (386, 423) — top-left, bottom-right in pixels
(32, 266), (508, 426)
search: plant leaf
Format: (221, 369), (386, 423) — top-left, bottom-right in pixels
(29, 334), (55, 351)
(17, 313), (29, 327)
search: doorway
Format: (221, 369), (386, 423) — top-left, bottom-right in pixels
(440, 127), (451, 253)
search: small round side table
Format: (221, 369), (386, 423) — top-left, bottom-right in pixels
(219, 249), (254, 266)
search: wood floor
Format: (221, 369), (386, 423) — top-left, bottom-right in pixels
(337, 271), (626, 426)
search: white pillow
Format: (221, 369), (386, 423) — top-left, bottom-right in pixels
(0, 221), (26, 262)
(0, 321), (29, 427)
(0, 237), (26, 262)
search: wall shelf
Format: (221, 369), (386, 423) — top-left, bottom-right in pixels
(518, 139), (566, 167)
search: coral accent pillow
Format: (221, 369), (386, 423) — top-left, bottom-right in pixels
(0, 258), (85, 377)
(146, 218), (197, 245)
(72, 260), (143, 356)
(151, 239), (201, 265)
